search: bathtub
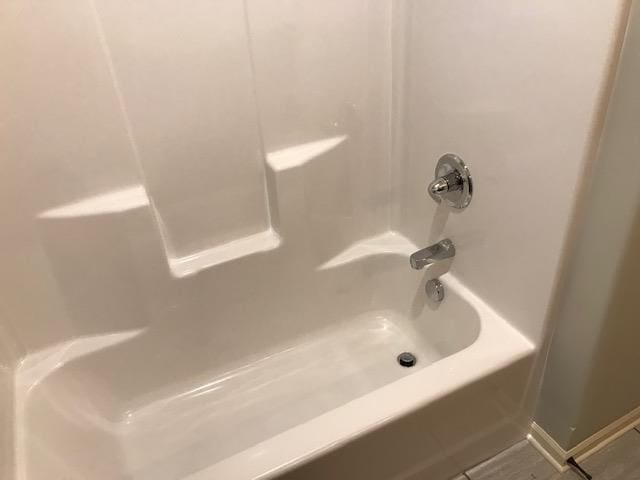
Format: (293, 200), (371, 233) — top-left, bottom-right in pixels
(15, 231), (534, 480)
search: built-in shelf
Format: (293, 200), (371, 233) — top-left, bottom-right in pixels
(36, 136), (358, 278)
(168, 228), (282, 278)
(38, 185), (149, 219)
(164, 135), (349, 277)
(16, 329), (145, 387)
(35, 136), (358, 280)
(36, 185), (283, 279)
(319, 231), (417, 270)
(266, 135), (348, 172)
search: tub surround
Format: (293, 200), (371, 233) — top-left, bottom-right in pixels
(392, 0), (629, 344)
(0, 0), (630, 479)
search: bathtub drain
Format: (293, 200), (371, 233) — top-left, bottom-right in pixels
(397, 352), (417, 367)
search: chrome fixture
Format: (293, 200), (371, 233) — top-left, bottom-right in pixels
(425, 279), (445, 303)
(428, 154), (473, 209)
(409, 239), (455, 270)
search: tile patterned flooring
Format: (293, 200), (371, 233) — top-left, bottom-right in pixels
(452, 427), (640, 480)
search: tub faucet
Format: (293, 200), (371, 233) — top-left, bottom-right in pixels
(409, 239), (455, 270)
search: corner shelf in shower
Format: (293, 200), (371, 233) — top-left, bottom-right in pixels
(37, 185), (150, 219)
(167, 228), (281, 278)
(37, 185), (282, 278)
(37, 134), (351, 279)
(265, 134), (348, 171)
(166, 135), (348, 277)
(319, 231), (417, 270)
(16, 329), (145, 388)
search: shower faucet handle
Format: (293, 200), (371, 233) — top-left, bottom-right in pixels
(428, 171), (463, 197)
(428, 154), (473, 210)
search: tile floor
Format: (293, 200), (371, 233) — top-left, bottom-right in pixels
(451, 427), (640, 480)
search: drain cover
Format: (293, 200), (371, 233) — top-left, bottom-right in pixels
(397, 352), (417, 367)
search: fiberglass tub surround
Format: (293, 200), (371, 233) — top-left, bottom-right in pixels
(2, 0), (630, 479)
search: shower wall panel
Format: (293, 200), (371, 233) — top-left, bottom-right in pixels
(93, 0), (272, 259)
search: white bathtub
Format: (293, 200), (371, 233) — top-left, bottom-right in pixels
(16, 231), (534, 480)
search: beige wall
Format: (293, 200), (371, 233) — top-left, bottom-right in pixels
(535, 0), (640, 450)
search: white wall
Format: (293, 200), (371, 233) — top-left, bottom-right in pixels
(4, 0), (626, 364)
(0, 0), (392, 356)
(1, 4), (392, 476)
(1, 5), (391, 475)
(247, 0), (391, 242)
(93, 0), (272, 258)
(392, 0), (628, 344)
(535, 0), (640, 449)
(0, 0), (141, 352)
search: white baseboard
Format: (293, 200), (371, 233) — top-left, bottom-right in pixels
(528, 404), (640, 472)
(528, 423), (570, 472)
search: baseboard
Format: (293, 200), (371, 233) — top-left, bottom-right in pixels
(528, 423), (571, 472)
(528, 404), (640, 472)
